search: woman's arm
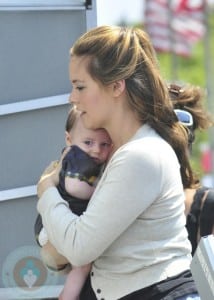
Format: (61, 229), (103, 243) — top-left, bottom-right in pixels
(37, 144), (166, 265)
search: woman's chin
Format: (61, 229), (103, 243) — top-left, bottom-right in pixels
(80, 113), (99, 130)
(80, 111), (87, 121)
(80, 113), (92, 128)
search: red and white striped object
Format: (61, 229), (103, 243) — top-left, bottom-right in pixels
(145, 0), (206, 57)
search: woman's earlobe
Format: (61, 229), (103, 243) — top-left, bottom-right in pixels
(113, 79), (126, 96)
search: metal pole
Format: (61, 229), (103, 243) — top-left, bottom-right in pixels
(204, 0), (214, 186)
(168, 0), (178, 81)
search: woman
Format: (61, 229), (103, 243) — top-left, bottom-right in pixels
(169, 83), (214, 255)
(37, 26), (200, 300)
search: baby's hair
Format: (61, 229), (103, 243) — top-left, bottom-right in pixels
(65, 106), (80, 132)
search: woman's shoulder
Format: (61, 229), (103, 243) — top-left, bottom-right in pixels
(128, 125), (176, 162)
(127, 124), (171, 150)
(109, 124), (179, 176)
(113, 133), (175, 172)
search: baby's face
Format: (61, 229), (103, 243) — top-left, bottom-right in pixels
(66, 118), (112, 164)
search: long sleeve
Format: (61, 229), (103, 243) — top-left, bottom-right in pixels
(37, 125), (191, 300)
(38, 125), (185, 264)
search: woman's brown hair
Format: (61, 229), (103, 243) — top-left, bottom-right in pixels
(169, 83), (213, 132)
(71, 26), (198, 188)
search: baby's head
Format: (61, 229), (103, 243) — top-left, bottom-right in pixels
(65, 107), (112, 164)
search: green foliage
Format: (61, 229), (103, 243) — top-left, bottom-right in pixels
(157, 43), (205, 86)
(157, 35), (212, 179)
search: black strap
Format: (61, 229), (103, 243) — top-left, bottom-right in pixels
(186, 187), (209, 254)
(186, 186), (214, 255)
(200, 189), (214, 237)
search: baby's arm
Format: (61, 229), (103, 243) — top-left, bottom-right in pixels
(59, 263), (91, 300)
(65, 177), (95, 200)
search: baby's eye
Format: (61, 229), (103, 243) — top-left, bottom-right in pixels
(84, 140), (93, 146)
(101, 142), (111, 149)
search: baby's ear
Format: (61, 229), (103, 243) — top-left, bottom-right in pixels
(65, 131), (72, 146)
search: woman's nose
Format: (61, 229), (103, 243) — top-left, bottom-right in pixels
(68, 93), (73, 104)
(69, 91), (77, 104)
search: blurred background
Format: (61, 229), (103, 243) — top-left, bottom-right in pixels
(97, 0), (214, 187)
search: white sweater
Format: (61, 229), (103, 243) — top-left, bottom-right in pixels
(38, 124), (192, 300)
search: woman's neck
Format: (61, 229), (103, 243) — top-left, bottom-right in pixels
(107, 111), (142, 151)
(110, 122), (141, 152)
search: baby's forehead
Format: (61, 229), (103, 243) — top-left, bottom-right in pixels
(85, 129), (110, 139)
(94, 128), (111, 139)
(70, 117), (111, 141)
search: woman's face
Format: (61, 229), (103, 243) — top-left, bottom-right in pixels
(69, 55), (114, 130)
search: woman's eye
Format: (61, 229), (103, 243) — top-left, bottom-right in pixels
(76, 86), (84, 91)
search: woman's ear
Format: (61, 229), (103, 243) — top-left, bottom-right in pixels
(65, 131), (72, 146)
(112, 79), (126, 97)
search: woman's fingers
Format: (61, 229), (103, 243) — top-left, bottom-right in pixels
(37, 147), (71, 198)
(37, 160), (60, 197)
(52, 147), (70, 175)
(43, 160), (59, 175)
(61, 146), (71, 160)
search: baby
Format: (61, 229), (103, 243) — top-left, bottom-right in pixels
(34, 106), (112, 299)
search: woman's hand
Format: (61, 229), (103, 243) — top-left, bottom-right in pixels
(37, 147), (70, 198)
